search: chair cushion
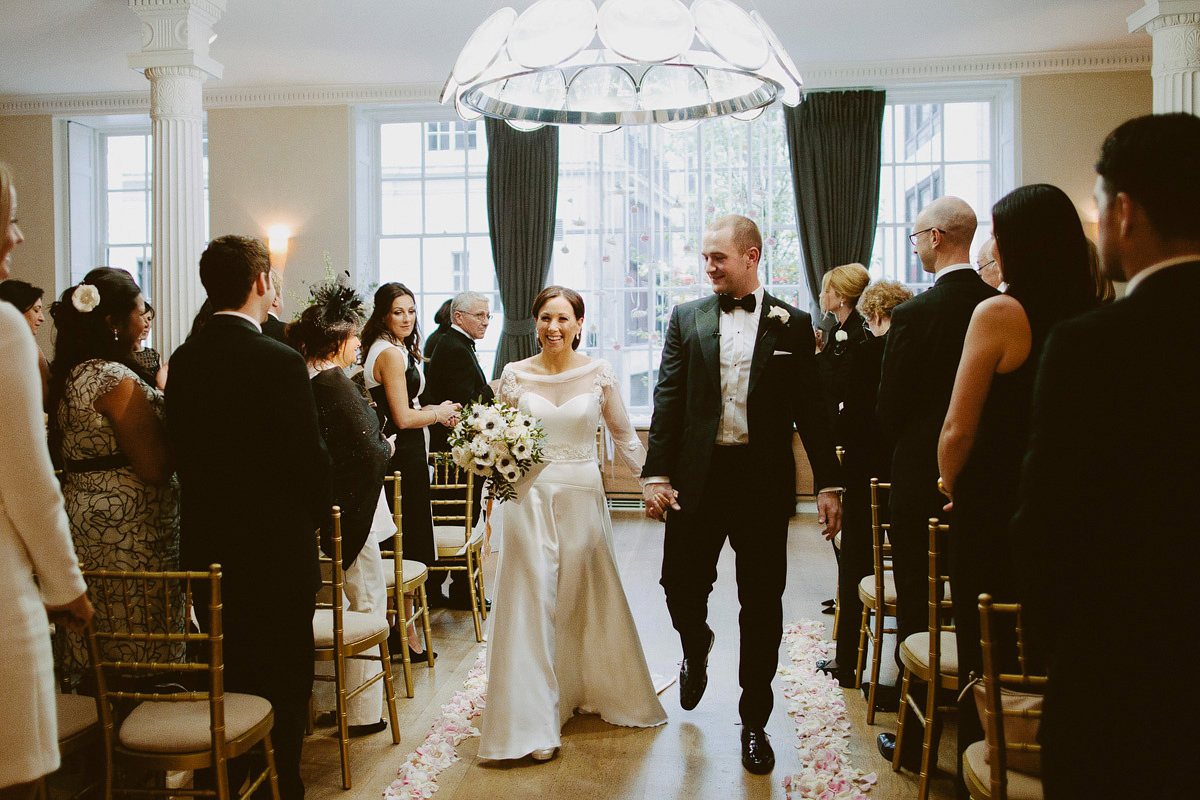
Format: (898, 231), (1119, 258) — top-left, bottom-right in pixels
(313, 609), (389, 649)
(973, 683), (1043, 776)
(433, 525), (483, 557)
(963, 741), (1044, 800)
(56, 693), (98, 740)
(381, 558), (428, 588)
(900, 631), (959, 676)
(857, 573), (897, 605)
(119, 693), (272, 753)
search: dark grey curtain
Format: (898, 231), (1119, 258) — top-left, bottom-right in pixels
(784, 90), (886, 308)
(485, 118), (559, 378)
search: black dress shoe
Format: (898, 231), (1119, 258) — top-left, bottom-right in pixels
(821, 605), (836, 615)
(678, 630), (714, 711)
(427, 591), (451, 609)
(741, 728), (775, 775)
(821, 598), (836, 607)
(347, 719), (387, 738)
(816, 659), (856, 685)
(877, 732), (920, 771)
(407, 647), (437, 664)
(862, 681), (900, 711)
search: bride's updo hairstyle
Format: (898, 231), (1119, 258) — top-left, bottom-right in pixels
(531, 285), (585, 350)
(286, 277), (365, 363)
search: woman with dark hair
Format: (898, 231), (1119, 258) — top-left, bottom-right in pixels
(938, 183), (1098, 778)
(422, 297), (454, 359)
(287, 279), (395, 735)
(49, 266), (180, 677)
(361, 283), (459, 607)
(129, 301), (164, 388)
(0, 278), (50, 402)
(479, 285), (666, 764)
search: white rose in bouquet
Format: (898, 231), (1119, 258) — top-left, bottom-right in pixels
(447, 400), (547, 503)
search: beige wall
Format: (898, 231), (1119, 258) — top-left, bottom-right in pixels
(206, 105), (354, 321)
(0, 114), (59, 352)
(1018, 71), (1152, 229)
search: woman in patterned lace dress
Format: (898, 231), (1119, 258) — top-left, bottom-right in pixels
(49, 267), (181, 677)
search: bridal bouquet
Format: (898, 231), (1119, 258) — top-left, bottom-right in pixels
(448, 402), (547, 503)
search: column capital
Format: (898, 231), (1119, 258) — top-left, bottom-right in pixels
(1129, 1), (1200, 34)
(127, 0), (226, 80)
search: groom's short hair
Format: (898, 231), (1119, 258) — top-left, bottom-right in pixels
(709, 214), (762, 258)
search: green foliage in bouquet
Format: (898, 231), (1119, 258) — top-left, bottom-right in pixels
(447, 401), (546, 503)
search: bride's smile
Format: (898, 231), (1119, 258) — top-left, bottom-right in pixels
(536, 296), (582, 353)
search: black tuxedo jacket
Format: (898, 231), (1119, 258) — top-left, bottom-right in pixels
(877, 268), (997, 511)
(423, 328), (494, 452)
(262, 313), (287, 344)
(166, 314), (331, 607)
(817, 307), (871, 434)
(644, 292), (841, 517)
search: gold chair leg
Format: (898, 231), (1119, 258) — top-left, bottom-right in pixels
(397, 594), (414, 698)
(466, 558), (483, 642)
(378, 640), (401, 745)
(916, 676), (941, 800)
(855, 604), (869, 691)
(418, 584), (435, 668)
(263, 732), (281, 800)
(334, 649), (351, 789)
(893, 668), (914, 772)
(866, 609), (886, 726)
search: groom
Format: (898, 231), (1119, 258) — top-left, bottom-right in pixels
(643, 214), (842, 774)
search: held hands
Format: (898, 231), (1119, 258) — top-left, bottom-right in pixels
(643, 482), (681, 522)
(816, 490), (842, 540)
(46, 592), (94, 633)
(428, 401), (462, 427)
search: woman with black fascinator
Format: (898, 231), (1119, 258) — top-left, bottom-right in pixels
(288, 276), (398, 737)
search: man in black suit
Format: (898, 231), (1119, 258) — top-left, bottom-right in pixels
(874, 196), (996, 765)
(1010, 114), (1200, 800)
(167, 236), (331, 800)
(423, 290), (495, 608)
(643, 214), (842, 775)
(261, 268), (288, 343)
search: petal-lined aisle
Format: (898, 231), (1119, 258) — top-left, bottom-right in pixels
(780, 620), (878, 799)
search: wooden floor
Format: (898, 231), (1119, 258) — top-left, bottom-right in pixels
(300, 504), (960, 800)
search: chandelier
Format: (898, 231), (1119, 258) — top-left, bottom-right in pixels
(440, 0), (803, 132)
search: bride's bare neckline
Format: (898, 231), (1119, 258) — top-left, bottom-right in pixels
(520, 354), (594, 376)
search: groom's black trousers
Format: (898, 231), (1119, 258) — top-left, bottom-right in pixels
(660, 444), (790, 729)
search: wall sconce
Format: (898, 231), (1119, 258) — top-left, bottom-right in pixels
(267, 224), (291, 269)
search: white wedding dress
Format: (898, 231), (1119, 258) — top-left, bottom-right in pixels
(478, 358), (667, 760)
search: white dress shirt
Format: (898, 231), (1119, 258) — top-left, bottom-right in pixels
(715, 284), (765, 445)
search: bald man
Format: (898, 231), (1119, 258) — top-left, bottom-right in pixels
(976, 236), (1004, 290)
(874, 197), (996, 767)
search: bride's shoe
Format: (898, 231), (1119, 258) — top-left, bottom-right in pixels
(530, 747), (557, 762)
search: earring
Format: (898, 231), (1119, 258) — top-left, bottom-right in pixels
(112, 329), (119, 341)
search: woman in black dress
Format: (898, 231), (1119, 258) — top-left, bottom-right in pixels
(360, 284), (459, 603)
(816, 263), (873, 433)
(938, 183), (1098, 778)
(288, 281), (393, 734)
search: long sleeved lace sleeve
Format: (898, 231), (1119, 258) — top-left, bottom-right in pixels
(0, 307), (87, 606)
(596, 360), (646, 479)
(497, 366), (520, 407)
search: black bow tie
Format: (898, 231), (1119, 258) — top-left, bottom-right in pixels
(718, 293), (757, 314)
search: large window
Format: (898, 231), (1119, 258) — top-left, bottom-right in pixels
(371, 84), (1012, 413)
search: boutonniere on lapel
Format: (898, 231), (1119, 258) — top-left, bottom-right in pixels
(834, 330), (848, 342)
(764, 305), (790, 328)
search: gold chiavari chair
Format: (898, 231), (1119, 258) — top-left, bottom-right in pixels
(427, 453), (486, 641)
(856, 478), (898, 724)
(313, 506), (400, 789)
(830, 445), (846, 639)
(964, 595), (1046, 800)
(35, 693), (103, 800)
(380, 472), (436, 697)
(83, 565), (279, 800)
(893, 518), (958, 800)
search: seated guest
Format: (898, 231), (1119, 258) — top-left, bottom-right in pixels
(48, 267), (180, 678)
(287, 278), (400, 735)
(938, 183), (1097, 792)
(129, 301), (165, 389)
(818, 279), (913, 682)
(0, 278), (50, 402)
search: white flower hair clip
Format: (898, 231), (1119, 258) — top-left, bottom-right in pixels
(71, 283), (100, 313)
(834, 330), (848, 342)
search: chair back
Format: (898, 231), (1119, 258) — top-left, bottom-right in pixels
(924, 518), (954, 679)
(382, 472), (403, 587)
(977, 595), (1047, 797)
(429, 452), (475, 545)
(869, 479), (893, 607)
(316, 507), (346, 643)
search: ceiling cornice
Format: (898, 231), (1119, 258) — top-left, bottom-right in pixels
(0, 47), (1151, 116)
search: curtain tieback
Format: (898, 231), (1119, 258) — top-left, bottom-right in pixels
(501, 317), (536, 336)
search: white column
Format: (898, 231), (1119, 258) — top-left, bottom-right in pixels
(1129, 1), (1200, 114)
(127, 0), (225, 354)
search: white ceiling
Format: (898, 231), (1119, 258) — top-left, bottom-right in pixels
(0, 0), (1150, 99)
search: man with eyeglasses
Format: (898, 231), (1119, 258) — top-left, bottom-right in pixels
(875, 196), (996, 770)
(424, 290), (495, 608)
(975, 236), (1004, 290)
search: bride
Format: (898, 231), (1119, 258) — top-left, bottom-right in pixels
(478, 286), (667, 762)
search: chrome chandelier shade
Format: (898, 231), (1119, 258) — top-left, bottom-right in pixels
(440, 0), (804, 131)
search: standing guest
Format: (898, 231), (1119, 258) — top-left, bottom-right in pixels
(166, 235), (331, 800)
(938, 183), (1097, 793)
(423, 290), (494, 608)
(288, 280), (396, 734)
(643, 214), (842, 774)
(422, 297), (454, 360)
(0, 278), (49, 402)
(129, 301), (165, 389)
(49, 267), (180, 677)
(875, 196), (996, 767)
(816, 263), (872, 431)
(0, 162), (93, 800)
(1010, 113), (1200, 800)
(975, 237), (1004, 290)
(262, 268), (288, 343)
(480, 286), (667, 762)
(817, 279), (913, 683)
(361, 283), (459, 615)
